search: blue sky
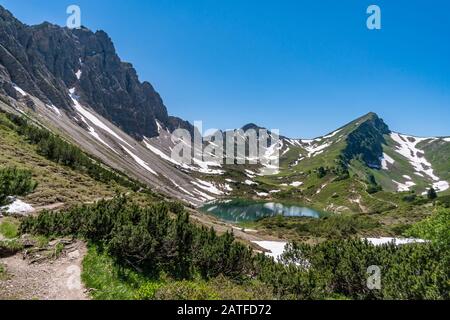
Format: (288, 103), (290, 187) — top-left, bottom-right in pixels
(1, 0), (449, 138)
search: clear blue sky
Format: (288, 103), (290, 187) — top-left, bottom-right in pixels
(2, 0), (449, 138)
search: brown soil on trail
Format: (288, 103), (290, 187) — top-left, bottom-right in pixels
(0, 241), (89, 300)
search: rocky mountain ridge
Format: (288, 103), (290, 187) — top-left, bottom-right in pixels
(0, 5), (189, 139)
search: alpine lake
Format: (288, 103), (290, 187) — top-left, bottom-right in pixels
(199, 199), (325, 224)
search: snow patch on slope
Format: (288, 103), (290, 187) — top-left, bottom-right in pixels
(390, 133), (449, 193)
(281, 147), (290, 156)
(191, 179), (224, 196)
(259, 138), (282, 175)
(302, 141), (332, 158)
(245, 169), (256, 178)
(380, 152), (395, 170)
(364, 237), (427, 246)
(13, 85), (27, 97)
(1, 198), (34, 216)
(253, 241), (287, 261)
(45, 104), (62, 116)
(323, 129), (342, 139)
(144, 139), (179, 165)
(168, 178), (195, 197)
(192, 158), (225, 175)
(78, 115), (117, 153)
(316, 183), (327, 194)
(69, 89), (135, 149)
(144, 137), (223, 174)
(393, 180), (416, 192)
(192, 188), (216, 201)
(290, 156), (304, 167)
(290, 181), (303, 187)
(155, 120), (165, 134)
(121, 145), (158, 175)
(75, 69), (82, 80)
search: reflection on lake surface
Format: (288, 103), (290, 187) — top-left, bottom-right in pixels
(200, 199), (321, 223)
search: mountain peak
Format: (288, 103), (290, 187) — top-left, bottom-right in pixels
(241, 123), (264, 131)
(357, 112), (380, 122)
(362, 113), (389, 132)
(342, 112), (390, 169)
(0, 5), (173, 139)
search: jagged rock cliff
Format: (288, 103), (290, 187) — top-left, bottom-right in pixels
(0, 5), (188, 139)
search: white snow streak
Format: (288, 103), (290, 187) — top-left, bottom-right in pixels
(121, 145), (158, 175)
(155, 120), (164, 134)
(69, 90), (134, 149)
(364, 237), (427, 246)
(192, 158), (224, 175)
(393, 180), (416, 192)
(303, 141), (331, 158)
(322, 129), (342, 139)
(13, 85), (28, 97)
(191, 179), (224, 196)
(193, 188), (216, 201)
(144, 140), (179, 165)
(380, 152), (395, 170)
(81, 118), (118, 154)
(13, 85), (27, 97)
(75, 69), (82, 80)
(45, 104), (62, 116)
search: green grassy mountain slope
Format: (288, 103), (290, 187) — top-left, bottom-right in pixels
(0, 103), (150, 209)
(210, 112), (449, 218)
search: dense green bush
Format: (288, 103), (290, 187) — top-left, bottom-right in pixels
(405, 207), (449, 247)
(137, 276), (274, 300)
(316, 167), (327, 179)
(21, 197), (253, 281)
(20, 198), (448, 300)
(258, 214), (380, 239)
(0, 239), (24, 258)
(436, 195), (450, 208)
(296, 214), (380, 239)
(257, 239), (449, 300)
(366, 173), (382, 194)
(427, 187), (437, 200)
(0, 167), (37, 206)
(366, 184), (382, 194)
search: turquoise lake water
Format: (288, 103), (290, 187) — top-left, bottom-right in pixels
(200, 199), (322, 223)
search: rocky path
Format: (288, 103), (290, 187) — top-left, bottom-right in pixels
(0, 200), (282, 301)
(0, 241), (89, 300)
